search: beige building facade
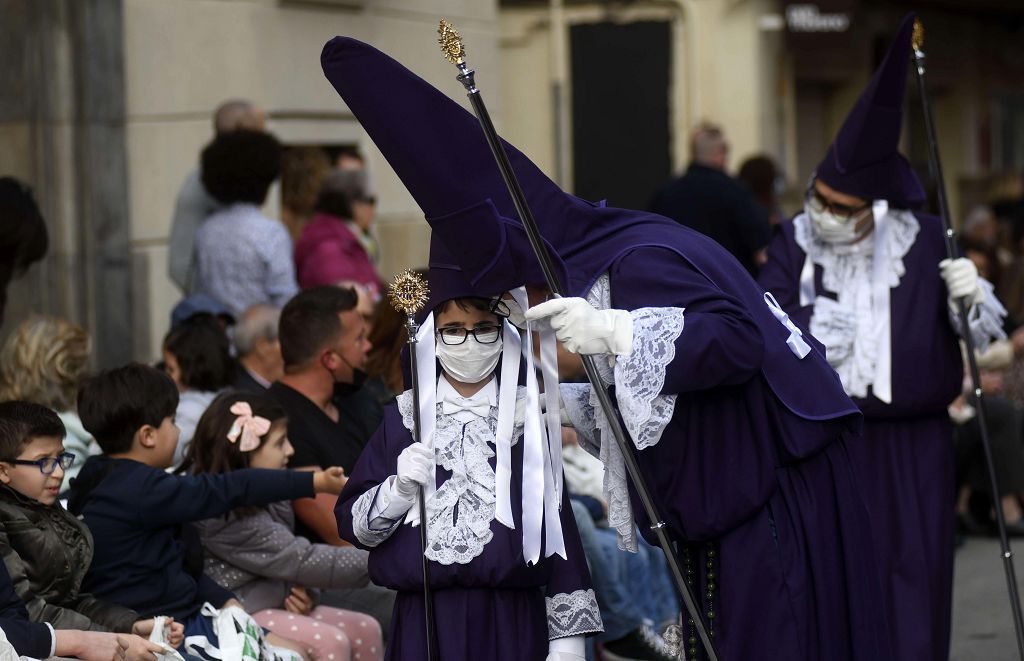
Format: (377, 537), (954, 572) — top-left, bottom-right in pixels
(3, 0), (1022, 366)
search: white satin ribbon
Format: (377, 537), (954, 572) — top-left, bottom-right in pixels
(539, 327), (566, 560)
(764, 292), (811, 359)
(869, 199), (893, 404)
(493, 318), (521, 529)
(405, 315), (436, 526)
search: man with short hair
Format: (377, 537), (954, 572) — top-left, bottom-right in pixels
(650, 122), (771, 275)
(268, 286), (374, 544)
(232, 305), (283, 392)
(168, 99), (267, 293)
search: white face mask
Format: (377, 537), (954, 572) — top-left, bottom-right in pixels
(435, 335), (503, 384)
(808, 204), (872, 245)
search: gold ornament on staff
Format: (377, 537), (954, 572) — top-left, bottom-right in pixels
(911, 18), (924, 52)
(389, 270), (429, 317)
(437, 19), (465, 65)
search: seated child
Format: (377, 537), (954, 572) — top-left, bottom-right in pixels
(336, 263), (602, 661)
(186, 391), (383, 661)
(0, 402), (178, 661)
(66, 363), (346, 657)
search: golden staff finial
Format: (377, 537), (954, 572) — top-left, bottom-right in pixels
(438, 19), (466, 65)
(912, 18), (924, 52)
(389, 270), (430, 317)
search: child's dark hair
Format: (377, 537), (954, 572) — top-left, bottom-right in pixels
(78, 363), (179, 454)
(201, 130), (282, 206)
(434, 297), (500, 317)
(179, 390), (286, 476)
(0, 401), (65, 461)
(163, 315), (236, 391)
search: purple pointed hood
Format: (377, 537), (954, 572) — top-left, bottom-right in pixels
(320, 36), (683, 299)
(815, 13), (925, 209)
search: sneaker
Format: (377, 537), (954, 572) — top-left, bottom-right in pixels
(600, 621), (678, 661)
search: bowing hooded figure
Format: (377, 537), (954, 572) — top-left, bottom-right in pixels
(335, 238), (602, 661)
(322, 36), (893, 661)
(758, 13), (1005, 661)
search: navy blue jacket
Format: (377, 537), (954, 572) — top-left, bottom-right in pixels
(0, 560), (52, 658)
(67, 456), (315, 619)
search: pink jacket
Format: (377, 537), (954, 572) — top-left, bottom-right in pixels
(294, 213), (383, 295)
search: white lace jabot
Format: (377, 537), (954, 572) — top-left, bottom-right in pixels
(794, 203), (918, 401)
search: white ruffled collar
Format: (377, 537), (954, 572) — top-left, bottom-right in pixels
(792, 204), (920, 402)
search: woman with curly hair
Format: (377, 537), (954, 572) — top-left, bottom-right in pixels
(0, 316), (95, 489)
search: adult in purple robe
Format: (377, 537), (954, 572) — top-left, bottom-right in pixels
(758, 14), (1005, 661)
(320, 36), (892, 661)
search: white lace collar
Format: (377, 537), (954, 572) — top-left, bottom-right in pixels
(792, 204), (920, 402)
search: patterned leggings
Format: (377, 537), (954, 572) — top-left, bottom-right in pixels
(253, 605), (383, 661)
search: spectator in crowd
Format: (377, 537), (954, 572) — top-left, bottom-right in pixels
(0, 402), (182, 657)
(737, 154), (786, 227)
(649, 122), (771, 275)
(561, 430), (677, 661)
(268, 286), (395, 636)
(233, 304), (284, 393)
(193, 129), (297, 316)
(67, 363), (345, 657)
(0, 177), (48, 326)
(335, 147), (365, 172)
(162, 315), (236, 465)
(364, 284), (409, 399)
(0, 556), (155, 661)
(280, 146), (332, 242)
(185, 391), (382, 661)
(0, 316), (96, 489)
(294, 169), (383, 299)
(168, 99), (266, 293)
(269, 286), (374, 543)
(170, 294), (235, 332)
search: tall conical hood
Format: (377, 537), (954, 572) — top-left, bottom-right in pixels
(815, 12), (925, 209)
(321, 36), (579, 293)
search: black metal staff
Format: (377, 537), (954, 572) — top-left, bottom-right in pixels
(387, 271), (438, 661)
(911, 19), (1024, 660)
(437, 20), (720, 661)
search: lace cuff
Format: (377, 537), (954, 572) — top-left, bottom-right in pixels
(613, 307), (684, 450)
(950, 279), (1007, 352)
(546, 589), (603, 640)
(560, 383), (601, 458)
(808, 296), (857, 368)
(351, 483), (403, 547)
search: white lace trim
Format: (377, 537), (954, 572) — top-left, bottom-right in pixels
(395, 391), (521, 565)
(546, 589), (603, 639)
(351, 485), (397, 547)
(793, 209), (919, 398)
(570, 273), (684, 552)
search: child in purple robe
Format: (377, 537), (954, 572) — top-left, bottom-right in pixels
(335, 259), (602, 661)
(758, 14), (1005, 661)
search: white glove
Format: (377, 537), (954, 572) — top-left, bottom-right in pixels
(940, 258), (985, 308)
(394, 443), (433, 500)
(525, 297), (633, 355)
(546, 634), (586, 660)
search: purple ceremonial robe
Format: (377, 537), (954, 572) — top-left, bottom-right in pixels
(336, 404), (597, 661)
(759, 213), (961, 661)
(597, 244), (891, 661)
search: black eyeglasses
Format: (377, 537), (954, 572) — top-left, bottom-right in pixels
(437, 325), (503, 346)
(806, 185), (871, 222)
(4, 452), (75, 475)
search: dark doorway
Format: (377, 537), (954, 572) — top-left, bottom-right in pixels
(570, 20), (672, 210)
